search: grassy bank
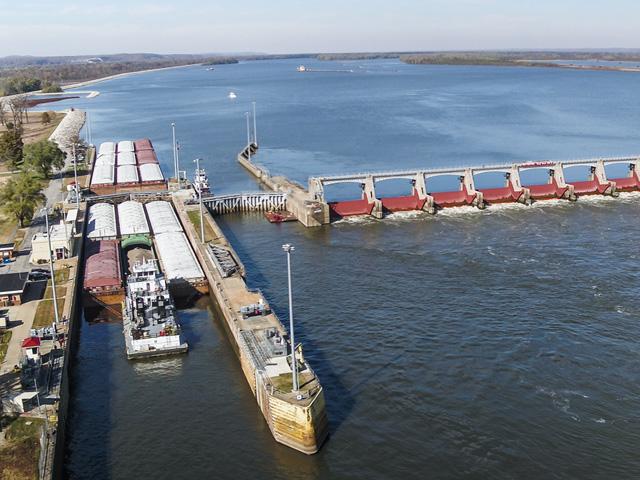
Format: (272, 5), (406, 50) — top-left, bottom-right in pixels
(0, 416), (43, 480)
(187, 209), (217, 242)
(0, 330), (12, 363)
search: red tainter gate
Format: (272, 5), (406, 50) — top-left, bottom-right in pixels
(380, 190), (428, 212)
(329, 198), (376, 217)
(480, 182), (527, 204)
(528, 177), (571, 200)
(431, 184), (478, 208)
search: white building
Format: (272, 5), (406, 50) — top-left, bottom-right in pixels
(30, 218), (75, 263)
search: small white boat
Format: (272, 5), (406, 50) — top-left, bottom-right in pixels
(206, 67), (215, 71)
(228, 91), (237, 99)
(297, 65), (307, 72)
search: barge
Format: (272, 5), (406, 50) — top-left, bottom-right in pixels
(122, 258), (188, 359)
(90, 138), (167, 195)
(82, 239), (124, 317)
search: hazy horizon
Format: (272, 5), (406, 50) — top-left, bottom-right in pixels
(2, 0), (639, 57)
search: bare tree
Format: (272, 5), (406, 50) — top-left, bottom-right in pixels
(8, 95), (29, 131)
(0, 99), (6, 127)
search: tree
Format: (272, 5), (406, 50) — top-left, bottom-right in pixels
(0, 129), (24, 169)
(0, 172), (45, 227)
(7, 95), (28, 131)
(23, 140), (65, 179)
(41, 111), (51, 125)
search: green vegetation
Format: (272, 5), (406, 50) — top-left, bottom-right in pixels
(0, 76), (41, 96)
(0, 55), (239, 94)
(0, 128), (24, 169)
(22, 139), (65, 179)
(0, 330), (12, 363)
(0, 172), (46, 227)
(40, 82), (62, 93)
(33, 298), (65, 329)
(0, 416), (43, 480)
(40, 112), (51, 125)
(187, 209), (217, 242)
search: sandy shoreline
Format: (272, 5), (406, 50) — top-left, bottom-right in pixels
(61, 63), (202, 91)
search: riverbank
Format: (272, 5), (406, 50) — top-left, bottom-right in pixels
(61, 63), (203, 91)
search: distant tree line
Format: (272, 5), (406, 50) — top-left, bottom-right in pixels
(0, 56), (239, 96)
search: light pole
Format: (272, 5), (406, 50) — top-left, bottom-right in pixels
(176, 141), (182, 186)
(282, 243), (299, 393)
(72, 142), (79, 208)
(194, 158), (205, 243)
(42, 208), (60, 327)
(245, 112), (251, 162)
(171, 122), (177, 181)
(252, 101), (257, 146)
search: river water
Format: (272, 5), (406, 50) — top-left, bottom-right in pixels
(49, 59), (640, 479)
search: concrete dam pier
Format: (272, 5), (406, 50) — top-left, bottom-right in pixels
(237, 144), (330, 227)
(235, 145), (636, 226)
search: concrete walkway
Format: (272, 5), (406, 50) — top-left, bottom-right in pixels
(0, 301), (39, 374)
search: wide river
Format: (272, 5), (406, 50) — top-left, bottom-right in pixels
(47, 59), (640, 479)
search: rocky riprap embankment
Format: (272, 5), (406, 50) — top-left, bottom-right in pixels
(49, 108), (86, 156)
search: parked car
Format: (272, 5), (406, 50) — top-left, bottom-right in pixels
(28, 271), (50, 281)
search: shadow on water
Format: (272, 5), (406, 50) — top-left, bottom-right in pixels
(64, 311), (115, 479)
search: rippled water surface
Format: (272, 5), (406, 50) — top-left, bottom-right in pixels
(60, 59), (640, 479)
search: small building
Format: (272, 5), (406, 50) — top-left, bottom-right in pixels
(0, 272), (29, 306)
(30, 219), (75, 263)
(0, 242), (15, 261)
(21, 336), (41, 362)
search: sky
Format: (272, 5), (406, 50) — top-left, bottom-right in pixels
(1, 0), (639, 56)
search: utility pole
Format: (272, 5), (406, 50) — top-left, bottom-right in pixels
(252, 101), (257, 146)
(282, 243), (299, 393)
(43, 209), (60, 327)
(194, 158), (205, 243)
(171, 122), (177, 181)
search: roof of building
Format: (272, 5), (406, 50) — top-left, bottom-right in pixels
(0, 272), (29, 295)
(116, 151), (136, 166)
(117, 164), (139, 184)
(154, 232), (204, 281)
(66, 209), (79, 224)
(21, 337), (41, 348)
(91, 163), (115, 185)
(83, 240), (122, 289)
(117, 201), (150, 235)
(139, 163), (164, 182)
(145, 201), (183, 234)
(87, 203), (117, 239)
(98, 142), (116, 156)
(117, 140), (135, 153)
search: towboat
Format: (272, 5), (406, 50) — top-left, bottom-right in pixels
(192, 167), (210, 197)
(122, 258), (188, 359)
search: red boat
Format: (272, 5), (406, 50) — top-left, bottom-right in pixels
(264, 211), (297, 223)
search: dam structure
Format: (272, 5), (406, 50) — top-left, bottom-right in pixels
(237, 146), (635, 225)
